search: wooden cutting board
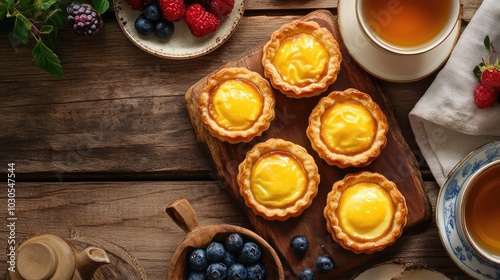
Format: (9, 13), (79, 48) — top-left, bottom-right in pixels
(185, 9), (432, 279)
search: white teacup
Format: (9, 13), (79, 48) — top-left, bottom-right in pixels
(456, 160), (500, 264)
(355, 0), (461, 55)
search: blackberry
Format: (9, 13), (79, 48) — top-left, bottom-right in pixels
(66, 2), (103, 36)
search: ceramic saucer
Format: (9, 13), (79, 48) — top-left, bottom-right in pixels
(337, 0), (460, 82)
(113, 0), (244, 59)
(436, 141), (500, 280)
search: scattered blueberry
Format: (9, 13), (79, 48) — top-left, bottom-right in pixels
(227, 263), (247, 280)
(143, 3), (161, 21)
(238, 242), (262, 264)
(290, 235), (309, 253)
(206, 242), (226, 262)
(154, 18), (175, 39)
(222, 251), (236, 267)
(246, 262), (266, 280)
(188, 271), (206, 280)
(225, 233), (244, 254)
(298, 268), (315, 280)
(206, 262), (227, 280)
(315, 255), (335, 273)
(134, 15), (153, 36)
(189, 248), (208, 271)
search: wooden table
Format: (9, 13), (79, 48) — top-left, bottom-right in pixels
(0, 0), (483, 279)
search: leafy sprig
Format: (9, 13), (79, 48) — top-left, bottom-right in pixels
(0, 0), (109, 77)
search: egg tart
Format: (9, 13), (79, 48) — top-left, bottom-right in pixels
(262, 20), (342, 98)
(198, 67), (275, 143)
(307, 88), (388, 168)
(324, 171), (407, 254)
(238, 138), (320, 221)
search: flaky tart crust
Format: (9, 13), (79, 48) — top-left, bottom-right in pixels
(306, 88), (388, 168)
(323, 171), (407, 254)
(198, 67), (275, 143)
(237, 138), (320, 221)
(262, 20), (342, 98)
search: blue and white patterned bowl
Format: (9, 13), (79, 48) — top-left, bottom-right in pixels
(436, 140), (500, 280)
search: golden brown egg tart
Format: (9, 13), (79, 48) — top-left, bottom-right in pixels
(323, 171), (408, 254)
(307, 88), (388, 168)
(198, 67), (275, 143)
(262, 20), (342, 98)
(237, 138), (320, 221)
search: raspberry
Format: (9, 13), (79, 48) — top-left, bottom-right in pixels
(66, 2), (103, 36)
(474, 83), (498, 109)
(210, 0), (234, 17)
(158, 0), (186, 21)
(126, 0), (144, 10)
(185, 3), (220, 37)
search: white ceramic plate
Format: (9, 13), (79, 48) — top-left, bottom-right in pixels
(436, 141), (500, 280)
(337, 0), (460, 82)
(113, 0), (245, 59)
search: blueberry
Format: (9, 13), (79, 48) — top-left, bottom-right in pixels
(227, 263), (247, 280)
(315, 255), (335, 273)
(238, 242), (262, 264)
(188, 248), (208, 271)
(222, 251), (236, 267)
(298, 268), (315, 280)
(154, 18), (174, 39)
(143, 3), (161, 21)
(246, 262), (266, 280)
(290, 236), (309, 253)
(188, 271), (206, 280)
(134, 15), (153, 36)
(225, 233), (244, 254)
(206, 262), (227, 280)
(206, 242), (226, 262)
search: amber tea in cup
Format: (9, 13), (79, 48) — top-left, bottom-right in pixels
(356, 0), (460, 54)
(460, 161), (500, 264)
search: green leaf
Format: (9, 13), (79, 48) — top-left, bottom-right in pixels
(39, 0), (60, 11)
(12, 17), (30, 46)
(92, 0), (109, 15)
(48, 9), (63, 36)
(14, 11), (32, 29)
(484, 35), (491, 53)
(15, 0), (35, 16)
(0, 1), (7, 20)
(32, 40), (64, 77)
(39, 24), (53, 34)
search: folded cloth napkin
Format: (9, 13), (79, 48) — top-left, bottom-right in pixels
(409, 0), (500, 186)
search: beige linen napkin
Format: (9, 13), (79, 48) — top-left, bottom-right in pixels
(409, 0), (500, 186)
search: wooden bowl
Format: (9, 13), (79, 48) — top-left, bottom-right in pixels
(166, 198), (284, 280)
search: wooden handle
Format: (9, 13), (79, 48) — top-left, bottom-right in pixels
(166, 198), (199, 234)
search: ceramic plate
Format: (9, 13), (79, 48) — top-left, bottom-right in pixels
(436, 141), (500, 280)
(113, 0), (245, 59)
(337, 0), (460, 82)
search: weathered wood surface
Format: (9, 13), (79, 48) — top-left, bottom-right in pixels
(185, 9), (431, 278)
(0, 182), (470, 279)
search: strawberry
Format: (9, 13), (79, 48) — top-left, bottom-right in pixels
(127, 0), (144, 10)
(158, 0), (186, 21)
(185, 3), (220, 37)
(474, 83), (498, 109)
(210, 0), (234, 17)
(474, 36), (500, 91)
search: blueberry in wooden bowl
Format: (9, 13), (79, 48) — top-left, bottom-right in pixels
(166, 198), (284, 280)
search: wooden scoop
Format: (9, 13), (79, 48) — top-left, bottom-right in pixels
(166, 198), (284, 279)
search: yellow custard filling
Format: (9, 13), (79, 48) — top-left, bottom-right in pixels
(273, 33), (329, 87)
(320, 101), (376, 155)
(209, 79), (263, 131)
(337, 182), (395, 241)
(250, 151), (307, 208)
